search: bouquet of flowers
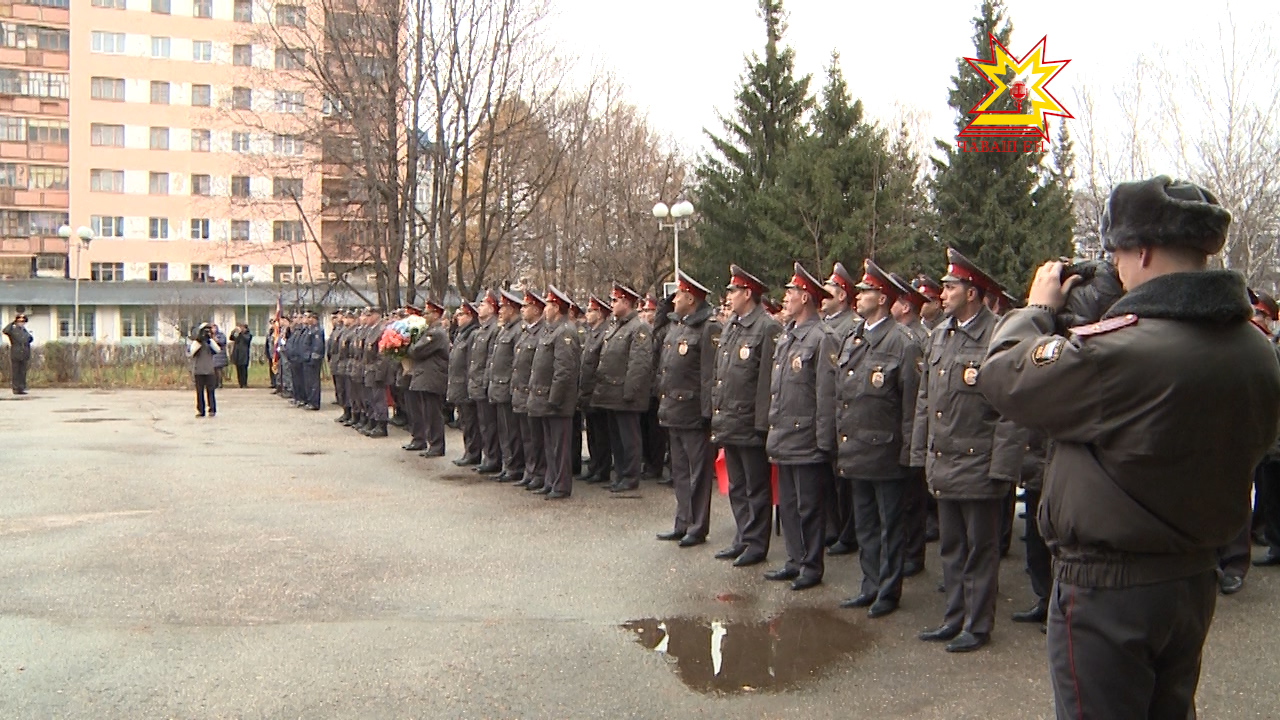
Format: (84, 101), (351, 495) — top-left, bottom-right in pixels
(378, 315), (429, 360)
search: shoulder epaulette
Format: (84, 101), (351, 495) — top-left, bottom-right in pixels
(1070, 313), (1138, 337)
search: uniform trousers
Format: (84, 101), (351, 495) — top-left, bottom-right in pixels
(668, 428), (715, 539)
(10, 358), (27, 392)
(1217, 522), (1252, 581)
(332, 369), (343, 405)
(606, 410), (643, 480)
(640, 396), (667, 476)
(828, 473), (855, 547)
(1048, 571), (1217, 720)
(495, 402), (524, 477)
(571, 411), (584, 476)
(457, 401), (482, 460)
(1257, 458), (1280, 555)
(724, 444), (772, 556)
(1023, 489), (1052, 601)
(776, 463), (829, 581)
(347, 377), (362, 414)
(541, 415), (573, 494)
(584, 409), (612, 479)
(405, 389), (428, 444)
(475, 400), (502, 465)
(303, 361), (321, 408)
(518, 412), (546, 486)
(422, 392), (445, 452)
(364, 381), (388, 421)
(938, 497), (1003, 637)
(289, 361), (303, 401)
(852, 477), (907, 602)
(235, 363), (249, 389)
(902, 469), (930, 568)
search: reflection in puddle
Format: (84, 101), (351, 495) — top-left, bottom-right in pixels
(622, 607), (871, 695)
(63, 417), (128, 423)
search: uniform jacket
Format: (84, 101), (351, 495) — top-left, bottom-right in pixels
(578, 321), (608, 411)
(467, 316), (498, 403)
(528, 318), (581, 417)
(899, 319), (930, 351)
(765, 316), (837, 465)
(979, 271), (1280, 588)
(486, 317), (522, 405)
(305, 326), (325, 365)
(337, 325), (358, 377)
(364, 322), (394, 386)
(510, 320), (543, 413)
(592, 312), (654, 413)
(823, 308), (859, 346)
(3, 321), (33, 362)
(409, 322), (450, 395)
(910, 305), (1024, 500)
(446, 322), (476, 403)
(325, 325), (343, 367)
(650, 322), (671, 399)
(834, 317), (922, 480)
(657, 304), (721, 430)
(230, 328), (253, 366)
(711, 304), (782, 447)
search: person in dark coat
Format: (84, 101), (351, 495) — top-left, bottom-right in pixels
(512, 290), (547, 491)
(407, 303), (449, 456)
(189, 322), (219, 417)
(487, 291), (526, 483)
(229, 323), (253, 388)
(527, 285), (581, 499)
(3, 312), (33, 394)
(979, 176), (1280, 719)
(468, 291), (503, 474)
(577, 295), (613, 486)
(640, 294), (671, 483)
(593, 284), (655, 493)
(887, 273), (935, 577)
(448, 302), (482, 465)
(325, 310), (344, 404)
(822, 261), (861, 556)
(361, 309), (393, 437)
(764, 262), (838, 592)
(302, 311), (325, 410)
(711, 266), (783, 567)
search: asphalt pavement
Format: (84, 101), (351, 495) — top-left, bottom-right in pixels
(0, 389), (1275, 719)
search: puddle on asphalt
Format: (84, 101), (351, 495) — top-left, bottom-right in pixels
(622, 607), (871, 695)
(64, 417), (128, 423)
(52, 407), (107, 413)
(296, 450), (327, 456)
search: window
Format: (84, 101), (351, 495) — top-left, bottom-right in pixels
(92, 0), (126, 7)
(121, 307), (157, 338)
(273, 220), (303, 244)
(190, 218), (210, 239)
(231, 132), (251, 153)
(0, 116), (22, 141)
(148, 217), (169, 239)
(274, 47), (304, 70)
(91, 215), (124, 238)
(191, 264), (211, 282)
(231, 220), (251, 242)
(28, 119), (68, 145)
(90, 31), (126, 54)
(148, 263), (168, 282)
(91, 77), (125, 101)
(58, 307), (94, 339)
(231, 175), (251, 198)
(28, 166), (68, 190)
(29, 211), (67, 236)
(192, 40), (211, 62)
(273, 264), (302, 282)
(231, 87), (252, 110)
(150, 81), (170, 105)
(90, 262), (125, 282)
(274, 90), (303, 113)
(232, 44), (252, 66)
(191, 84), (212, 107)
(151, 0), (170, 14)
(149, 172), (169, 195)
(90, 123), (125, 147)
(190, 174), (211, 195)
(273, 134), (304, 155)
(3, 70), (69, 99)
(0, 163), (16, 187)
(149, 127), (170, 150)
(150, 36), (170, 58)
(272, 177), (302, 199)
(234, 0), (252, 22)
(193, 0), (212, 17)
(190, 129), (211, 152)
(230, 263), (251, 277)
(276, 4), (306, 27)
(89, 169), (124, 193)
(36, 254), (65, 273)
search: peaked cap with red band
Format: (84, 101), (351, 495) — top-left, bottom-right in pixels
(587, 294), (609, 313)
(888, 271), (929, 310)
(677, 271), (711, 301)
(523, 288), (546, 309)
(940, 248), (1001, 295)
(458, 300), (477, 316)
(480, 289), (500, 312)
(725, 264), (768, 295)
(404, 305), (424, 317)
(611, 283), (641, 304)
(545, 284), (572, 310)
(499, 289), (524, 308)
(826, 261), (858, 297)
(854, 259), (901, 301)
(423, 300), (445, 316)
(785, 261), (832, 302)
(912, 275), (942, 301)
(1250, 288), (1279, 321)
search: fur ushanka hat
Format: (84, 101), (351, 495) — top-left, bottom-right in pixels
(1100, 175), (1232, 255)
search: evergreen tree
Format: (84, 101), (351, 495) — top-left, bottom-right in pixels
(929, 0), (1074, 292)
(872, 121), (942, 276)
(690, 0), (811, 289)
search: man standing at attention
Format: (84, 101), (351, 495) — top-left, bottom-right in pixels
(979, 176), (1280, 718)
(3, 312), (33, 395)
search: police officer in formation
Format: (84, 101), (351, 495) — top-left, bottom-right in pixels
(487, 291), (526, 484)
(512, 290), (547, 491)
(577, 295), (613, 486)
(527, 286), (581, 499)
(593, 285), (655, 494)
(447, 301), (483, 465)
(468, 291), (503, 474)
(407, 302), (449, 456)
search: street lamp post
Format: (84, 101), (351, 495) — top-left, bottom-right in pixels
(232, 272), (255, 325)
(57, 225), (94, 342)
(652, 199), (695, 280)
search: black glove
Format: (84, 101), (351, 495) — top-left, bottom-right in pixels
(1055, 259), (1124, 332)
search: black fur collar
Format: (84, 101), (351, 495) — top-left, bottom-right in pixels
(1104, 270), (1250, 324)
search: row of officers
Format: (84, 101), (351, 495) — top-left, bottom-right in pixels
(311, 246), (1061, 655)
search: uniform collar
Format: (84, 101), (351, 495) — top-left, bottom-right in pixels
(734, 303), (765, 328)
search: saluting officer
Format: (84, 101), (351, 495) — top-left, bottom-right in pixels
(487, 290), (526, 483)
(711, 265), (782, 567)
(528, 285), (581, 499)
(833, 260), (922, 619)
(911, 248), (1024, 653)
(512, 290), (547, 491)
(577, 294), (613, 486)
(764, 262), (838, 592)
(594, 284), (655, 493)
(469, 291), (503, 474)
(448, 301), (483, 466)
(886, 273), (934, 578)
(654, 272), (722, 547)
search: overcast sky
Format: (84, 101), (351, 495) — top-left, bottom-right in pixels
(544, 0), (1277, 165)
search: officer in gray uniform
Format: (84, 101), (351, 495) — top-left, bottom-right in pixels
(400, 306), (429, 450)
(655, 272), (722, 546)
(593, 284), (655, 493)
(913, 275), (945, 332)
(911, 248), (1024, 653)
(327, 310), (345, 407)
(822, 261), (860, 555)
(469, 291), (503, 474)
(343, 312), (368, 429)
(361, 308), (393, 437)
(487, 290), (526, 483)
(512, 290), (547, 491)
(409, 301), (450, 456)
(577, 294), (612, 485)
(834, 260), (922, 619)
(528, 285), (581, 499)
(887, 273), (933, 577)
(765, 262), (838, 591)
(711, 265), (783, 567)
(3, 312), (33, 394)
(448, 301), (482, 465)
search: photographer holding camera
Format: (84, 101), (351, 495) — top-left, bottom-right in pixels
(190, 322), (220, 418)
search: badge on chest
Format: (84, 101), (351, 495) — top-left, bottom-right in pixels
(870, 366), (885, 388)
(677, 339), (689, 356)
(962, 365), (979, 386)
(739, 345), (751, 360)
